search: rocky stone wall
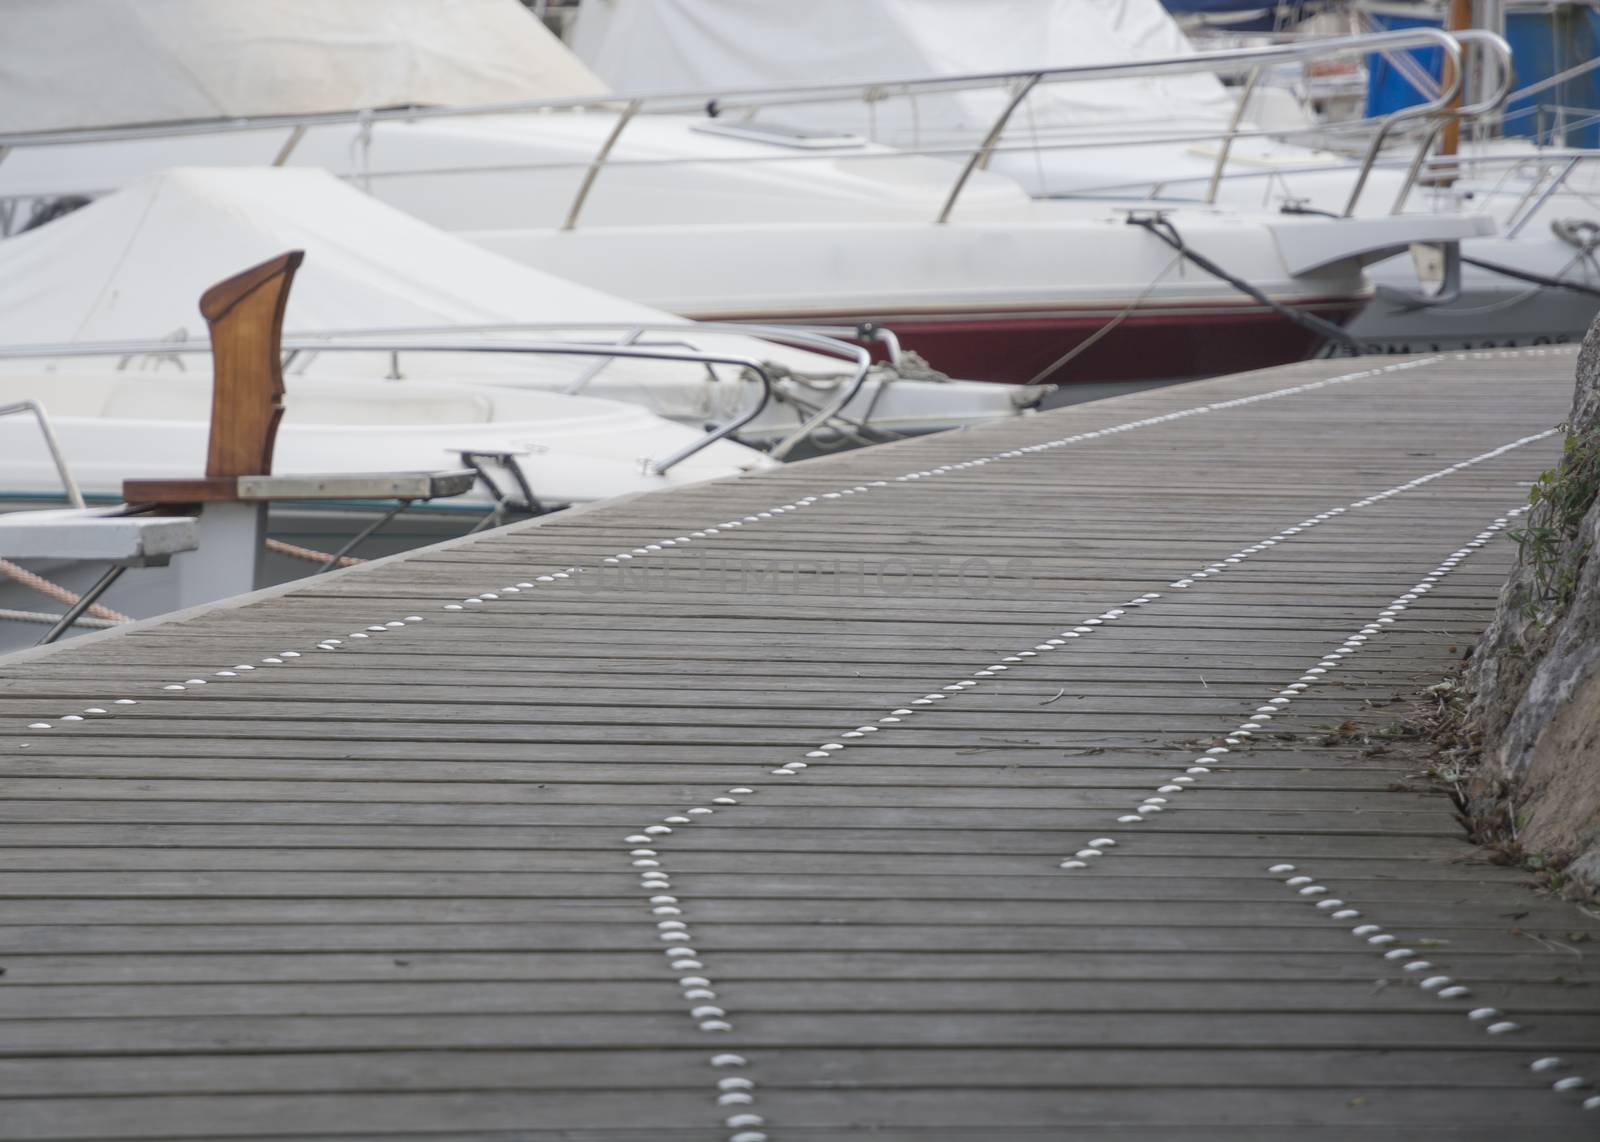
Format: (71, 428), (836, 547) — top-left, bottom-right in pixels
(1465, 319), (1600, 885)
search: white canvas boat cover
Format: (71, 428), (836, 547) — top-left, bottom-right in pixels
(0, 167), (829, 406)
(570, 0), (1237, 133)
(0, 0), (606, 135)
(0, 167), (671, 343)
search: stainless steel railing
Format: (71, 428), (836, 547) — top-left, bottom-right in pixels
(270, 320), (881, 459)
(0, 337), (797, 477)
(1345, 29), (1512, 217)
(0, 400), (85, 508)
(1504, 155), (1588, 238)
(1019, 146), (1600, 219)
(0, 29), (1511, 227)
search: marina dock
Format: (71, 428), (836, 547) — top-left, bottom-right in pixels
(3, 348), (1599, 1139)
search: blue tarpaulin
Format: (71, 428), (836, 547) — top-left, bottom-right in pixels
(1365, 4), (1600, 147)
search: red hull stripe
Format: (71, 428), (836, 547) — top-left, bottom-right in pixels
(696, 299), (1363, 385)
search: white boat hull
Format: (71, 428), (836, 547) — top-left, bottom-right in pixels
(0, 372), (775, 510)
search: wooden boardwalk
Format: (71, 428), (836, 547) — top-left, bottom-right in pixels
(1, 347), (1598, 1141)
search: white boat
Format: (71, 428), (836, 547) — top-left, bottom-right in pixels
(0, 166), (1030, 451)
(0, 369), (689, 647)
(0, 0), (1492, 385)
(568, 0), (1315, 200)
(0, 359), (777, 628)
(0, 166), (804, 520)
(0, 370), (777, 512)
(0, 167), (783, 643)
(567, 0), (1597, 353)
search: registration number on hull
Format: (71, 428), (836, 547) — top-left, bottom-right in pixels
(1325, 333), (1577, 357)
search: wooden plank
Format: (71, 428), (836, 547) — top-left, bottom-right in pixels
(2, 1047), (1592, 1098)
(0, 1087), (1585, 1140)
(10, 979), (1596, 1020)
(0, 349), (1597, 1139)
(3, 1010), (1599, 1054)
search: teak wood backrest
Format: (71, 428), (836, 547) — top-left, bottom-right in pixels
(199, 250), (303, 479)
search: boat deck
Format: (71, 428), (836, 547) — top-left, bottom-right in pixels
(3, 348), (1599, 1140)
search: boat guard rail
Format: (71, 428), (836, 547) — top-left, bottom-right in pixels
(0, 400), (85, 509)
(0, 29), (1511, 225)
(0, 328), (876, 476)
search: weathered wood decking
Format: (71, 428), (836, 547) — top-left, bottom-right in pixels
(2, 348), (1598, 1141)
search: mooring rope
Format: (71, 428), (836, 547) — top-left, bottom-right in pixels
(0, 558), (130, 624)
(264, 538), (366, 568)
